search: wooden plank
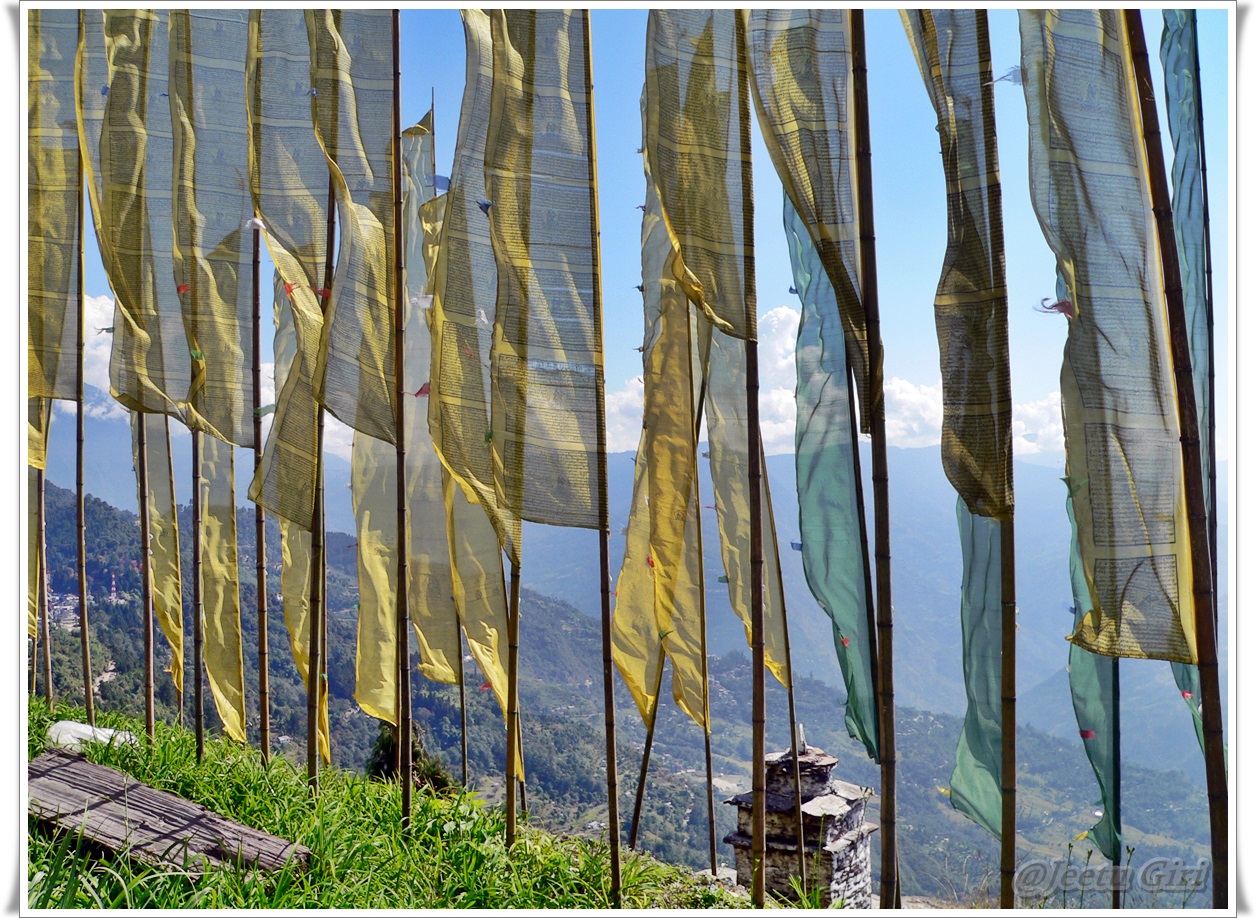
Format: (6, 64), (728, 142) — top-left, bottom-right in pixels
(28, 749), (310, 875)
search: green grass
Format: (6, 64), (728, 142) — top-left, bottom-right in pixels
(26, 699), (746, 909)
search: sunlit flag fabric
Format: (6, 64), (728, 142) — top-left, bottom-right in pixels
(612, 165), (710, 731)
(271, 271), (330, 762)
(87, 11), (198, 426)
(901, 10), (1012, 520)
(169, 10), (256, 450)
(28, 9), (81, 404)
(352, 113), (464, 723)
(746, 9), (873, 429)
(198, 434), (246, 744)
(1064, 478), (1121, 863)
(644, 10), (754, 341)
(428, 9), (521, 566)
(645, 8), (790, 688)
(27, 399), (51, 639)
(1021, 9), (1197, 664)
(903, 9), (1012, 837)
(132, 412), (185, 694)
(245, 9), (332, 532)
(783, 196), (878, 760)
(483, 9), (606, 543)
(307, 10), (397, 445)
(28, 465), (42, 640)
(419, 190), (516, 741)
(1161, 9), (1211, 754)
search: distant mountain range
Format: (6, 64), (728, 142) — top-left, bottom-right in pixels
(43, 387), (1228, 786)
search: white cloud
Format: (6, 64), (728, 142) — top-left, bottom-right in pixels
(323, 414), (355, 463)
(883, 377), (944, 448)
(1011, 391), (1065, 455)
(758, 305), (801, 455)
(84, 294), (118, 394)
(604, 374), (645, 454)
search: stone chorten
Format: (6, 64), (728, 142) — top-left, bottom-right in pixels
(723, 737), (876, 907)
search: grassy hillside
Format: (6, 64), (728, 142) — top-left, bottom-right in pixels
(26, 699), (746, 910)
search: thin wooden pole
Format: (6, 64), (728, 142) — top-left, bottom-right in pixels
(308, 172), (336, 795)
(583, 12), (621, 905)
(192, 430), (204, 761)
(1195, 22), (1218, 634)
(695, 475), (718, 877)
(999, 517), (1017, 908)
(392, 9), (413, 828)
(628, 647), (667, 849)
(505, 561), (522, 847)
(1123, 11), (1226, 907)
(730, 15), (767, 908)
(746, 335), (767, 910)
(457, 633), (469, 786)
(1111, 657), (1122, 909)
(850, 12), (898, 907)
(688, 347), (718, 876)
(38, 468), (53, 708)
(75, 149), (94, 728)
(252, 225), (270, 766)
(136, 417), (155, 741)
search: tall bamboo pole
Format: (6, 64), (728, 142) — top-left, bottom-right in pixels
(252, 225), (270, 765)
(688, 350), (719, 876)
(457, 633), (468, 786)
(505, 562), (522, 847)
(696, 486), (718, 877)
(628, 647), (667, 849)
(137, 417), (155, 741)
(850, 11), (898, 907)
(747, 332), (767, 909)
(391, 10), (414, 828)
(999, 518), (1017, 907)
(1111, 657), (1122, 909)
(192, 430), (204, 761)
(75, 142), (94, 728)
(38, 468), (53, 707)
(1195, 21), (1218, 635)
(1124, 11), (1226, 907)
(583, 12), (622, 905)
(308, 173), (336, 795)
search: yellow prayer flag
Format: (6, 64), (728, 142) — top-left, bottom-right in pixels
(427, 9), (521, 565)
(198, 435), (246, 743)
(246, 9), (331, 531)
(28, 9), (82, 403)
(306, 10), (397, 444)
(644, 10), (755, 341)
(1022, 10), (1195, 663)
(132, 412), (184, 693)
(746, 9), (873, 430)
(169, 10), (256, 449)
(28, 466), (42, 639)
(280, 519), (331, 761)
(483, 9), (605, 541)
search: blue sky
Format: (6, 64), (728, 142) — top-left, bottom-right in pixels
(67, 7), (1231, 468)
